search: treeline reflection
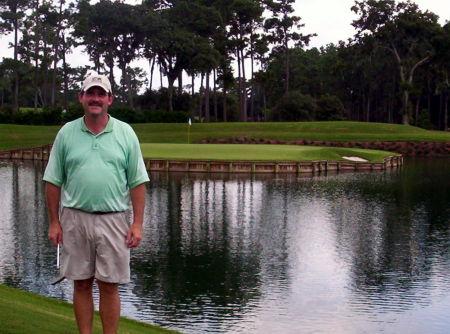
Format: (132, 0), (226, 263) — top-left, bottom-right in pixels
(0, 159), (449, 332)
(0, 160), (57, 296)
(130, 164), (449, 322)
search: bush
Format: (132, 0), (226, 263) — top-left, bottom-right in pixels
(109, 106), (146, 123)
(13, 110), (40, 124)
(0, 111), (10, 123)
(41, 107), (62, 125)
(262, 108), (274, 121)
(110, 106), (190, 123)
(0, 104), (15, 123)
(61, 103), (84, 123)
(274, 91), (316, 121)
(3, 106), (62, 125)
(0, 103), (191, 125)
(315, 94), (347, 121)
(136, 88), (193, 112)
(20, 107), (43, 113)
(144, 110), (190, 123)
(416, 109), (433, 130)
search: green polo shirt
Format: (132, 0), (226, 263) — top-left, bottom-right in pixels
(43, 116), (149, 213)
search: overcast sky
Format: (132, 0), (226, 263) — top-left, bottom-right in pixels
(294, 0), (449, 49)
(0, 0), (448, 79)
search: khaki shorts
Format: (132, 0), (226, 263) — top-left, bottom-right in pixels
(60, 208), (130, 284)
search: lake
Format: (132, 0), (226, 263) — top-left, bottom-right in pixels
(0, 158), (449, 334)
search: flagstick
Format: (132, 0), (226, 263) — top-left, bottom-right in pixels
(187, 118), (191, 144)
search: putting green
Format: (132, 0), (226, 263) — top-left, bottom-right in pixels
(140, 143), (394, 163)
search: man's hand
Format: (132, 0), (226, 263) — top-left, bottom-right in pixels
(48, 221), (63, 247)
(45, 182), (62, 247)
(126, 222), (142, 248)
(128, 183), (146, 248)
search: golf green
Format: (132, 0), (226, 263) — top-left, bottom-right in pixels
(140, 143), (393, 163)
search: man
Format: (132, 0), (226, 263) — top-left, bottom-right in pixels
(44, 73), (149, 334)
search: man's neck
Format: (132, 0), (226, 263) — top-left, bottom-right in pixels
(84, 114), (109, 135)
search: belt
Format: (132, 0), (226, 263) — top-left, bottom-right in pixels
(91, 211), (123, 215)
(66, 208), (124, 215)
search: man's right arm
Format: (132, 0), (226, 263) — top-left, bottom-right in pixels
(46, 182), (62, 246)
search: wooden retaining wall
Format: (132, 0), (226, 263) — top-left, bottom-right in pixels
(0, 144), (53, 161)
(143, 156), (402, 173)
(0, 145), (403, 174)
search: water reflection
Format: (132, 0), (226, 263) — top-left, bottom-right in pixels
(0, 158), (449, 333)
(0, 160), (71, 300)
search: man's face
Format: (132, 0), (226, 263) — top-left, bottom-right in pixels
(78, 86), (113, 117)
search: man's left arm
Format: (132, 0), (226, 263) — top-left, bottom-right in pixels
(126, 183), (146, 248)
(125, 126), (150, 248)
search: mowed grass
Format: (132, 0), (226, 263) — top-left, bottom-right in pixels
(141, 143), (393, 163)
(0, 121), (449, 151)
(0, 124), (61, 150)
(132, 121), (450, 143)
(0, 284), (180, 334)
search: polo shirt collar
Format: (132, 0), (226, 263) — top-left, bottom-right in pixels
(104, 115), (114, 133)
(80, 115), (114, 134)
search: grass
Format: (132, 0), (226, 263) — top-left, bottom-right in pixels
(0, 124), (61, 150)
(0, 121), (449, 151)
(141, 143), (393, 163)
(0, 284), (180, 334)
(132, 121), (450, 143)
(20, 107), (43, 113)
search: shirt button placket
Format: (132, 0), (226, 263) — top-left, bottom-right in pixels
(92, 136), (99, 150)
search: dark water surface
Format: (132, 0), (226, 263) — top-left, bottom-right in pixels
(0, 158), (449, 334)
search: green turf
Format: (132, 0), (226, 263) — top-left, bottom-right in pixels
(0, 284), (180, 334)
(132, 121), (450, 143)
(0, 124), (61, 150)
(0, 121), (449, 151)
(141, 143), (393, 163)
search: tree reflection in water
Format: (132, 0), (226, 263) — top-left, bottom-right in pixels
(0, 158), (449, 334)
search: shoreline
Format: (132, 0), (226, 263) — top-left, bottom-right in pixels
(0, 284), (180, 334)
(142, 156), (402, 173)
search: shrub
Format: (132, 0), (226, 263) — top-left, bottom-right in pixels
(109, 106), (146, 123)
(315, 94), (347, 121)
(274, 91), (316, 121)
(144, 110), (190, 123)
(13, 110), (38, 124)
(416, 109), (434, 130)
(0, 104), (15, 123)
(1, 103), (191, 125)
(61, 103), (84, 123)
(110, 106), (189, 123)
(41, 106), (62, 125)
(137, 88), (193, 112)
(20, 107), (43, 113)
(0, 111), (10, 123)
(12, 107), (62, 125)
(262, 108), (274, 121)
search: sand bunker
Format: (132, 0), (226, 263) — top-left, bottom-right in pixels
(342, 156), (369, 162)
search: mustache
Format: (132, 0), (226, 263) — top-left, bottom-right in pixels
(88, 102), (103, 106)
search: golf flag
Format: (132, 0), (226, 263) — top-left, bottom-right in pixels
(187, 118), (191, 144)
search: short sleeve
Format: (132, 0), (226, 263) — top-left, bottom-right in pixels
(43, 130), (65, 187)
(126, 129), (150, 189)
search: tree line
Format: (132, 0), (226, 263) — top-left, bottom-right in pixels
(0, 0), (448, 129)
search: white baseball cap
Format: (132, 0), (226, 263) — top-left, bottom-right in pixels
(81, 73), (112, 94)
